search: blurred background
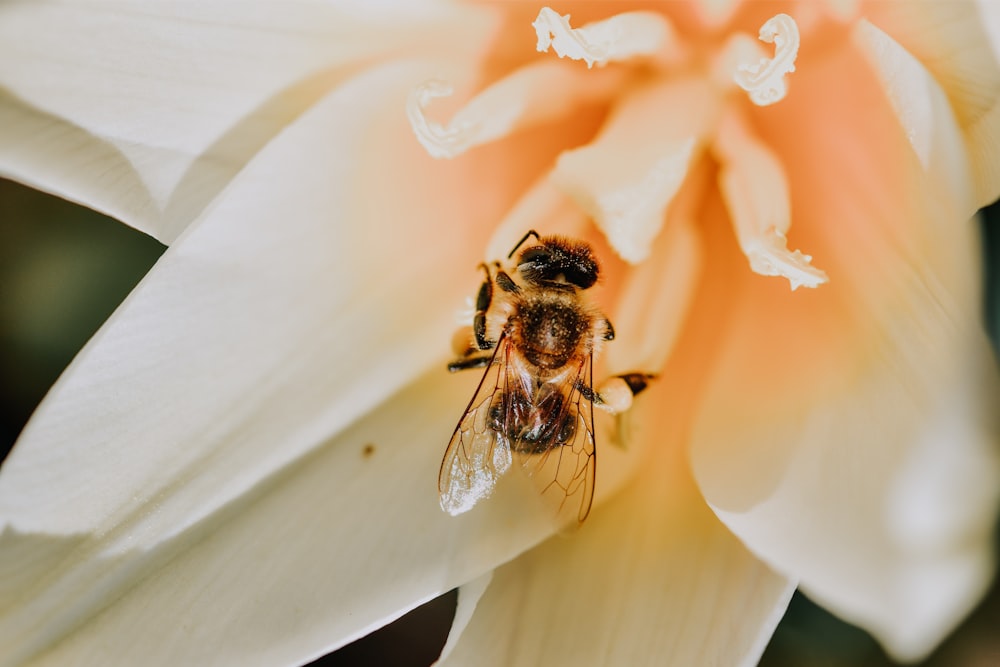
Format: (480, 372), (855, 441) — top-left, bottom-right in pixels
(1, 177), (998, 665)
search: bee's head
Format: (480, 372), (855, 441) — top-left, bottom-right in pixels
(516, 237), (599, 290)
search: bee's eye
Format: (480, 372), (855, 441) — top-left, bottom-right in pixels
(518, 243), (599, 289)
(565, 264), (598, 289)
(518, 247), (554, 285)
(519, 247), (551, 265)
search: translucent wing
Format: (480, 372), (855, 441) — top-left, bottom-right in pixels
(513, 352), (596, 526)
(438, 334), (514, 515)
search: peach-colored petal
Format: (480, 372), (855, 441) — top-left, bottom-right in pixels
(0, 57), (585, 665)
(693, 0), (743, 27)
(852, 19), (976, 217)
(864, 0), (1000, 208)
(438, 389), (795, 667)
(814, 0), (861, 22)
(483, 178), (592, 262)
(689, 39), (1000, 660)
(0, 1), (497, 242)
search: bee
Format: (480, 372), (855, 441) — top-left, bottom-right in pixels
(439, 230), (653, 526)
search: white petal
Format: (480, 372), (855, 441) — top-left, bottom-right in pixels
(690, 36), (1000, 659)
(2, 367), (557, 667)
(0, 1), (496, 242)
(0, 58), (562, 666)
(440, 397), (795, 667)
(864, 0), (1000, 209)
(694, 321), (1000, 661)
(436, 572), (492, 664)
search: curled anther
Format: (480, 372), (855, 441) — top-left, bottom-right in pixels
(406, 78), (476, 159)
(734, 13), (799, 106)
(533, 7), (670, 69)
(745, 228), (829, 290)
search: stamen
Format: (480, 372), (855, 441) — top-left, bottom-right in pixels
(712, 110), (827, 290)
(407, 63), (622, 159)
(552, 77), (718, 263)
(733, 13), (800, 106)
(407, 78), (469, 159)
(533, 7), (672, 69)
(741, 229), (828, 290)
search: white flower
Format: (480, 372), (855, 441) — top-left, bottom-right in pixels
(1, 1), (999, 665)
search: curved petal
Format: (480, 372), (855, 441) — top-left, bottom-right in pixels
(0, 0), (498, 242)
(438, 572), (492, 663)
(438, 385), (795, 667)
(0, 56), (592, 666)
(851, 18), (977, 217)
(863, 0), (1000, 208)
(689, 39), (1000, 660)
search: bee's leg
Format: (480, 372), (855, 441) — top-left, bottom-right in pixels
(450, 326), (477, 358)
(580, 373), (656, 414)
(473, 260), (520, 349)
(447, 354), (494, 373)
(601, 318), (615, 342)
(448, 325), (496, 372)
(472, 263), (495, 351)
(494, 269), (519, 294)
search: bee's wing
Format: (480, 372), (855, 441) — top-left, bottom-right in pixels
(515, 352), (596, 527)
(438, 334), (514, 515)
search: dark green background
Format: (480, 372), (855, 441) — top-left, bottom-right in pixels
(1, 178), (997, 665)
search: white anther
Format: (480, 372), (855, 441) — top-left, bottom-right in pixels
(743, 229), (829, 290)
(734, 13), (800, 106)
(533, 7), (671, 69)
(406, 78), (477, 159)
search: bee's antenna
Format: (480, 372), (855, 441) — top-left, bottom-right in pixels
(507, 229), (541, 259)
